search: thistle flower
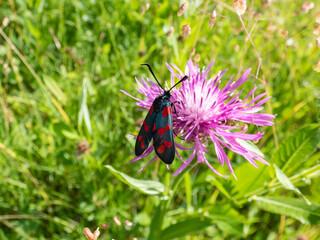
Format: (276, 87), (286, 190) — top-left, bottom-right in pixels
(167, 59), (275, 178)
(122, 59), (275, 178)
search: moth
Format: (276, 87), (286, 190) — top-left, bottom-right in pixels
(135, 64), (188, 164)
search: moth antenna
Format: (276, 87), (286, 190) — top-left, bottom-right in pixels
(169, 75), (188, 92)
(141, 63), (164, 91)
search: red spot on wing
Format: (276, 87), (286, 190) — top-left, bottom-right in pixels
(158, 128), (166, 135)
(153, 123), (156, 132)
(143, 121), (146, 126)
(162, 106), (172, 117)
(164, 141), (172, 148)
(144, 124), (149, 132)
(149, 105), (154, 115)
(162, 107), (168, 117)
(165, 124), (171, 130)
(157, 145), (166, 154)
(138, 135), (142, 141)
(141, 140), (145, 149)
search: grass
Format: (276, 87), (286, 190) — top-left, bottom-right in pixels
(0, 0), (319, 239)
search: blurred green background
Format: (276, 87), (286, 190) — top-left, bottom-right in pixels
(0, 0), (319, 239)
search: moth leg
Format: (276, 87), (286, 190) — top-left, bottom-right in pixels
(171, 101), (180, 116)
(170, 101), (184, 140)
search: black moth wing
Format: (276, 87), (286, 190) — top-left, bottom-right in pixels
(135, 104), (157, 156)
(153, 101), (175, 164)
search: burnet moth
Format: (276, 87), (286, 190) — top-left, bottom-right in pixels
(135, 64), (188, 164)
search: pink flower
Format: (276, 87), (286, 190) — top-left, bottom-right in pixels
(122, 59), (275, 178)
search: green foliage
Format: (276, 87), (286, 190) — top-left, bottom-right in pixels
(105, 165), (165, 195)
(0, 0), (319, 239)
(161, 216), (214, 239)
(253, 196), (320, 225)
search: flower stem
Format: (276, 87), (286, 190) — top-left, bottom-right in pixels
(192, 0), (210, 50)
(147, 165), (193, 239)
(238, 15), (279, 148)
(152, 158), (160, 181)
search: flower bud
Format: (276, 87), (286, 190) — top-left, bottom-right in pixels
(178, 3), (187, 17)
(141, 6), (146, 15)
(316, 37), (320, 48)
(301, 1), (314, 13)
(279, 29), (288, 37)
(93, 228), (100, 240)
(267, 23), (276, 33)
(125, 220), (133, 226)
(191, 46), (195, 56)
(314, 25), (320, 35)
(313, 60), (320, 72)
(2, 17), (9, 27)
(76, 140), (90, 158)
(194, 53), (200, 62)
(316, 12), (320, 24)
(182, 24), (191, 38)
(166, 26), (174, 36)
(209, 9), (217, 29)
(113, 216), (121, 226)
(234, 0), (247, 16)
(100, 223), (110, 229)
(83, 228), (94, 240)
(145, 2), (150, 10)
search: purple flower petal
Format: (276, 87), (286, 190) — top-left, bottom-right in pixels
(173, 149), (196, 176)
(138, 155), (158, 172)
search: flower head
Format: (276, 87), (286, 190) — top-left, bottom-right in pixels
(234, 0), (247, 16)
(182, 24), (191, 38)
(168, 59), (275, 178)
(122, 59), (275, 178)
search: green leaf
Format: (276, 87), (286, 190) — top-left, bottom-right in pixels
(236, 139), (264, 158)
(274, 164), (311, 204)
(212, 218), (244, 237)
(105, 165), (165, 195)
(135, 212), (151, 226)
(253, 196), (320, 224)
(232, 162), (271, 201)
(52, 122), (80, 140)
(293, 164), (320, 180)
(148, 201), (166, 240)
(78, 77), (92, 134)
(26, 19), (40, 39)
(43, 75), (67, 104)
(271, 124), (320, 175)
(161, 216), (213, 240)
(206, 175), (240, 205)
(148, 165), (194, 240)
(209, 205), (245, 237)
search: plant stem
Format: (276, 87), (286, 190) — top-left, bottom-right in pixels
(238, 16), (279, 148)
(148, 165), (193, 239)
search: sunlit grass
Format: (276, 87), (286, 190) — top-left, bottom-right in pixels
(0, 0), (319, 239)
